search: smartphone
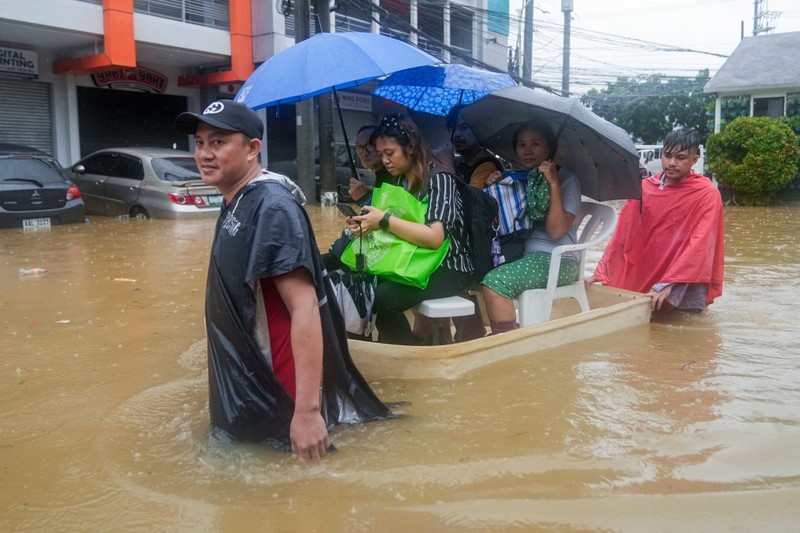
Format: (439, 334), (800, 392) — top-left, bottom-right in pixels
(337, 184), (355, 202)
(335, 202), (359, 217)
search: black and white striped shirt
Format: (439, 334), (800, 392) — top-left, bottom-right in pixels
(424, 171), (473, 274)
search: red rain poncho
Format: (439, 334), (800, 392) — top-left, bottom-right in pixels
(594, 172), (724, 305)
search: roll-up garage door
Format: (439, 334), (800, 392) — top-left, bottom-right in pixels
(77, 87), (188, 157)
(0, 79), (52, 153)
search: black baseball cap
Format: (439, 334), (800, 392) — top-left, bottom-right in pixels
(174, 99), (264, 140)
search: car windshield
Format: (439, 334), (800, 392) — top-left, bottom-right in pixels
(151, 157), (201, 182)
(0, 157), (66, 184)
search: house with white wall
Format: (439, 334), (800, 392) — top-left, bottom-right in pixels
(704, 31), (800, 132)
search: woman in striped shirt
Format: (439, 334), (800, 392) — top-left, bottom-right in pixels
(349, 113), (473, 345)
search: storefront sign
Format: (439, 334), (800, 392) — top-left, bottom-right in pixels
(91, 66), (168, 93)
(337, 91), (372, 112)
(0, 47), (38, 80)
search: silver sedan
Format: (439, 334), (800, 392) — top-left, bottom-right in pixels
(70, 147), (222, 219)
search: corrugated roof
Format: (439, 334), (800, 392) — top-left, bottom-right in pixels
(704, 31), (800, 93)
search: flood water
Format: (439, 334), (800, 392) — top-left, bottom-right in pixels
(2, 204), (800, 531)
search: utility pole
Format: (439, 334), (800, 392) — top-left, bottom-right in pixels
(522, 0), (533, 82)
(295, 0), (315, 202)
(753, 0), (780, 36)
(753, 0), (760, 35)
(561, 0), (572, 97)
(314, 0), (335, 205)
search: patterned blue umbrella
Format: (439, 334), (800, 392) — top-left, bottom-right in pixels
(372, 64), (516, 116)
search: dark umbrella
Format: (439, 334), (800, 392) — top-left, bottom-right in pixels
(372, 63), (516, 116)
(235, 31), (439, 181)
(459, 85), (642, 201)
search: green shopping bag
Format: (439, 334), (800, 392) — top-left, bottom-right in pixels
(341, 182), (450, 289)
(526, 167), (551, 222)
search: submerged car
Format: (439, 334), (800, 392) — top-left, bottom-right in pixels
(70, 147), (222, 219)
(0, 143), (85, 230)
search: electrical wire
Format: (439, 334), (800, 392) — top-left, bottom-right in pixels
(326, 0), (785, 95)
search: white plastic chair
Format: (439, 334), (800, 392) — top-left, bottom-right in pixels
(413, 295), (475, 344)
(516, 201), (618, 326)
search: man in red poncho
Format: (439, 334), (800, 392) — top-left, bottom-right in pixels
(587, 128), (724, 313)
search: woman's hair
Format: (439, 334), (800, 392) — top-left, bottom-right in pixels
(373, 113), (431, 196)
(511, 121), (558, 159)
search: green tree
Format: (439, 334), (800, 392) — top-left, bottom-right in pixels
(581, 70), (714, 144)
(706, 117), (799, 206)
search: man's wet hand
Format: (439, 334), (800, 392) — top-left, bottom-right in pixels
(646, 284), (673, 312)
(290, 410), (329, 462)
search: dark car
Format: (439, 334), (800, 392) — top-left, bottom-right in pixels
(0, 143), (85, 230)
(268, 143), (376, 197)
(71, 147), (222, 219)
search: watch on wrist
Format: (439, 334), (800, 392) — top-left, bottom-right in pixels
(379, 211), (391, 231)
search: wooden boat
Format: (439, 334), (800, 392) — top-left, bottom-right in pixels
(349, 284), (652, 380)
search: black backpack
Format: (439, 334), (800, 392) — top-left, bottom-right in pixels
(452, 176), (499, 284)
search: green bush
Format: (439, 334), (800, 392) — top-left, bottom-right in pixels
(707, 117), (799, 205)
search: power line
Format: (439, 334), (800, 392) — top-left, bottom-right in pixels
(329, 0), (729, 95)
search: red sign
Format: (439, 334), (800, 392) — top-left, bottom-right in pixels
(91, 66), (168, 93)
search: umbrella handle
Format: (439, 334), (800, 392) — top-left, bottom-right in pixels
(332, 87), (361, 182)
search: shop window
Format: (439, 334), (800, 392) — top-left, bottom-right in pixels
(418, 3), (444, 57)
(753, 96), (785, 118)
(450, 5), (473, 65)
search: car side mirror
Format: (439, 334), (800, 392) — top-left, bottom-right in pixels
(73, 164), (86, 174)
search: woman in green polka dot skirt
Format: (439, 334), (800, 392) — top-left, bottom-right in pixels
(481, 122), (582, 334)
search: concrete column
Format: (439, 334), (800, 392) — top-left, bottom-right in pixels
(51, 73), (81, 165)
(443, 2), (451, 63)
(410, 0), (418, 45)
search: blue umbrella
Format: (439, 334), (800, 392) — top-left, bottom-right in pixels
(372, 64), (516, 116)
(235, 32), (439, 109)
(235, 31), (439, 184)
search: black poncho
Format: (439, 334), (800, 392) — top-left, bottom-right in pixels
(205, 178), (391, 442)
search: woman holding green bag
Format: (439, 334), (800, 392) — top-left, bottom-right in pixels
(481, 122), (582, 335)
(346, 114), (473, 345)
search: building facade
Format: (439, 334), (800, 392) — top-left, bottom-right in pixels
(0, 0), (510, 168)
(704, 31), (800, 133)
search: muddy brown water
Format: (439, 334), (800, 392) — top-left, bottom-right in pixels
(2, 205), (799, 531)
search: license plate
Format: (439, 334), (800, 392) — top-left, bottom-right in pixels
(23, 218), (51, 229)
(206, 195), (223, 206)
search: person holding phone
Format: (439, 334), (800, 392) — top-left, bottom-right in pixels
(322, 125), (397, 273)
(481, 122), (582, 335)
(348, 113), (474, 345)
